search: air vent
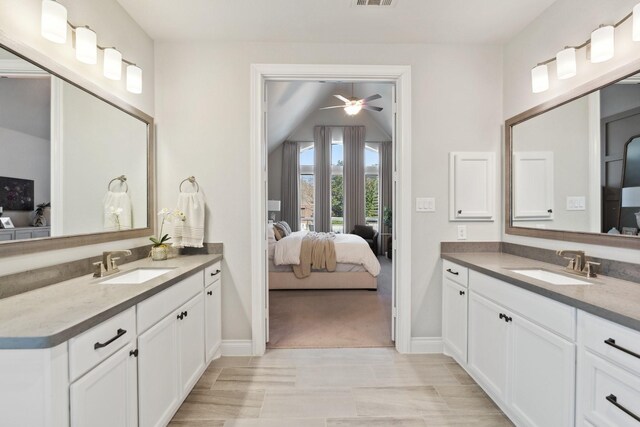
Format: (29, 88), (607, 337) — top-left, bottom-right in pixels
(353, 0), (397, 7)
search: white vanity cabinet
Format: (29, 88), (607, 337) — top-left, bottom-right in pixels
(442, 260), (468, 365)
(204, 261), (222, 362)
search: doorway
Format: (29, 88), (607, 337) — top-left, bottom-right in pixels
(250, 64), (412, 355)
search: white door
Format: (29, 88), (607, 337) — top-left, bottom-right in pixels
(391, 83), (397, 342)
(264, 80), (270, 345)
(468, 292), (510, 401)
(178, 293), (205, 396)
(509, 312), (575, 427)
(138, 312), (180, 427)
(513, 151), (554, 220)
(70, 342), (138, 427)
(442, 278), (467, 364)
(205, 282), (222, 362)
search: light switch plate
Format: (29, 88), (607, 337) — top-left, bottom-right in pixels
(457, 225), (467, 240)
(566, 196), (586, 211)
(416, 197), (435, 212)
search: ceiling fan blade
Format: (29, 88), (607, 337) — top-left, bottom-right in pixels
(320, 105), (346, 110)
(362, 94), (382, 102)
(363, 105), (383, 112)
(334, 94), (350, 103)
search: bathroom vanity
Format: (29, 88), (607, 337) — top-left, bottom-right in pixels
(0, 254), (222, 427)
(442, 251), (640, 427)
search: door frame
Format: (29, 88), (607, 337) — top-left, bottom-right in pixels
(249, 64), (412, 355)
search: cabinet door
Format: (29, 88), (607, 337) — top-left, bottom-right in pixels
(449, 152), (495, 221)
(442, 278), (467, 364)
(513, 151), (554, 220)
(509, 313), (575, 427)
(138, 312), (180, 427)
(178, 293), (205, 396)
(468, 292), (509, 400)
(205, 281), (222, 363)
(70, 342), (138, 427)
(14, 230), (33, 240)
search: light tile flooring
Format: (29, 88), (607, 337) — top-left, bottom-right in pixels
(169, 348), (514, 426)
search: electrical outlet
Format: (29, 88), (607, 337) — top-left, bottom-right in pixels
(457, 225), (467, 240)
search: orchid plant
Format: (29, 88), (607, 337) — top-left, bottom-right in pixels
(150, 208), (186, 247)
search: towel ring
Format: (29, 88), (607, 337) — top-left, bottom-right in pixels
(107, 175), (128, 193)
(179, 176), (200, 193)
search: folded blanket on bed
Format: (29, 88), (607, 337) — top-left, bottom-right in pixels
(292, 232), (337, 279)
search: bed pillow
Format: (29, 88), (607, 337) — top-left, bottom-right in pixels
(353, 224), (375, 239)
(277, 221), (292, 235)
(273, 222), (289, 239)
(267, 223), (277, 243)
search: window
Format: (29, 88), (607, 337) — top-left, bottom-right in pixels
(331, 128), (344, 233)
(365, 143), (380, 231)
(299, 142), (314, 231)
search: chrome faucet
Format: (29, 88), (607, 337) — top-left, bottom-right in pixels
(556, 249), (600, 278)
(93, 250), (132, 277)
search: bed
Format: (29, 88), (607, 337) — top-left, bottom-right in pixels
(268, 223), (380, 290)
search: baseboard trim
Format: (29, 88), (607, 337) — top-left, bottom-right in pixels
(221, 340), (253, 356)
(410, 337), (443, 353)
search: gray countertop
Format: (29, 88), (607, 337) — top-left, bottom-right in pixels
(0, 254), (222, 349)
(442, 252), (640, 332)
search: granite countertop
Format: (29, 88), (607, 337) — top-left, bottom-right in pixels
(0, 254), (222, 349)
(442, 252), (640, 332)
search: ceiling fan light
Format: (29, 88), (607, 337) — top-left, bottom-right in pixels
(344, 101), (362, 116)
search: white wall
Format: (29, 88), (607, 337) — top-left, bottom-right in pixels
(268, 144), (283, 208)
(0, 0), (154, 276)
(155, 41), (503, 341)
(503, 0), (640, 262)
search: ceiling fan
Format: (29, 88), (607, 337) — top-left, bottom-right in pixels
(320, 83), (383, 116)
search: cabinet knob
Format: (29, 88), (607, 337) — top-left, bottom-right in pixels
(547, 209), (553, 213)
(183, 311), (188, 318)
(457, 210), (462, 214)
(207, 290), (213, 296)
(459, 290), (465, 296)
(129, 349), (138, 358)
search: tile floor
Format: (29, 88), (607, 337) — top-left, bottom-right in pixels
(169, 348), (514, 426)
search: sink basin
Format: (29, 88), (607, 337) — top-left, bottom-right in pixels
(100, 268), (175, 284)
(509, 269), (592, 285)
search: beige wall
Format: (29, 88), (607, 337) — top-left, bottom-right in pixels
(503, 0), (640, 262)
(155, 41), (504, 341)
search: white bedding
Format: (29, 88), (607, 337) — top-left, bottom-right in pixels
(273, 230), (381, 276)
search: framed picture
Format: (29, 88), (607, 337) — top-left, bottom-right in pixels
(622, 227), (638, 236)
(0, 176), (35, 211)
(0, 217), (14, 229)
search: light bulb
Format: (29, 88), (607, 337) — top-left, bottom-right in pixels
(590, 25), (614, 63)
(344, 101), (362, 116)
(531, 64), (549, 93)
(103, 48), (122, 80)
(556, 47), (576, 80)
(41, 0), (67, 44)
(126, 64), (142, 94)
(75, 27), (97, 64)
(634, 3), (640, 41)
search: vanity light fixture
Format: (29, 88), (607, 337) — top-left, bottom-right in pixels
(556, 47), (576, 79)
(74, 26), (97, 64)
(39, 0), (142, 93)
(531, 64), (549, 94)
(633, 3), (640, 41)
(590, 25), (615, 63)
(41, 0), (67, 44)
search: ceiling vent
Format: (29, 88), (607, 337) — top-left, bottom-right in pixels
(352, 0), (397, 7)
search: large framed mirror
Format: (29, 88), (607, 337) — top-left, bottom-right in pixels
(0, 36), (154, 257)
(505, 60), (640, 250)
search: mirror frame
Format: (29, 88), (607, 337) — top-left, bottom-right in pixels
(0, 33), (155, 257)
(505, 58), (640, 250)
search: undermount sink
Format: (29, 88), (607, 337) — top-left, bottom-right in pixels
(509, 269), (592, 285)
(100, 268), (175, 284)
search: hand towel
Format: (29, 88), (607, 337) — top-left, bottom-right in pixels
(103, 191), (132, 230)
(171, 192), (205, 248)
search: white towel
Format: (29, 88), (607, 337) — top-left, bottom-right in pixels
(103, 191), (132, 230)
(171, 192), (205, 248)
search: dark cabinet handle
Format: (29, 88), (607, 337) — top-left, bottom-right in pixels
(499, 313), (505, 320)
(459, 290), (465, 296)
(604, 338), (640, 359)
(129, 349), (138, 358)
(446, 268), (459, 276)
(547, 209), (553, 213)
(207, 290), (213, 296)
(606, 394), (640, 422)
(457, 210), (462, 214)
(498, 313), (512, 323)
(182, 311), (188, 318)
(94, 328), (127, 350)
(177, 313), (183, 320)
(210, 269), (221, 277)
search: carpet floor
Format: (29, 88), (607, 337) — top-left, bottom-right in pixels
(267, 256), (393, 349)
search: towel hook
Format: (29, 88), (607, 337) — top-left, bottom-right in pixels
(179, 176), (200, 193)
(107, 175), (128, 193)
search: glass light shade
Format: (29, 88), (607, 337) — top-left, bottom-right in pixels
(126, 65), (142, 94)
(41, 0), (67, 44)
(103, 48), (122, 80)
(531, 64), (549, 93)
(621, 187), (640, 207)
(75, 27), (97, 64)
(590, 26), (615, 63)
(344, 102), (362, 116)
(634, 3), (640, 41)
(556, 47), (576, 79)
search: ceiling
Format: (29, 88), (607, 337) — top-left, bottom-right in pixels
(117, 0), (556, 44)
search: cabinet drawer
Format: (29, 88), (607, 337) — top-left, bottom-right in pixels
(69, 307), (136, 382)
(443, 260), (468, 287)
(579, 311), (640, 376)
(204, 261), (222, 287)
(137, 271), (203, 334)
(580, 350), (640, 427)
(470, 270), (576, 340)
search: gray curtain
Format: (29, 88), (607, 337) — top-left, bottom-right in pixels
(281, 141), (299, 231)
(379, 141), (392, 254)
(313, 126), (332, 232)
(344, 126), (366, 233)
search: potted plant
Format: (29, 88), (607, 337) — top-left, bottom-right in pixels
(33, 202), (50, 227)
(149, 208), (185, 260)
(383, 206), (392, 259)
